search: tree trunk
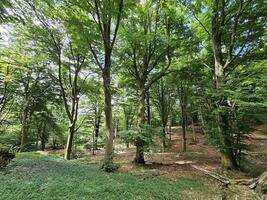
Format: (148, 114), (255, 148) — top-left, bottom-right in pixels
(94, 117), (100, 150)
(92, 129), (95, 155)
(64, 124), (75, 160)
(124, 113), (130, 148)
(180, 86), (187, 153)
(134, 84), (146, 164)
(198, 109), (206, 135)
(39, 123), (46, 151)
(102, 60), (114, 165)
(135, 142), (145, 164)
(52, 137), (56, 149)
(146, 90), (151, 126)
(63, 95), (79, 160)
(214, 58), (237, 169)
(181, 113), (187, 152)
(41, 138), (45, 151)
(162, 127), (167, 152)
(218, 112), (237, 169)
(20, 105), (30, 152)
(35, 131), (39, 150)
(192, 118), (196, 143)
(210, 15), (238, 168)
(94, 105), (101, 151)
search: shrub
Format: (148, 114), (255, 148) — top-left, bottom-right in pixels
(0, 148), (15, 168)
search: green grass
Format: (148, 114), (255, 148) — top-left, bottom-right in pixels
(0, 152), (216, 200)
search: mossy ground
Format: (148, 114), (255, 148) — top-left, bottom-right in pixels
(0, 152), (219, 200)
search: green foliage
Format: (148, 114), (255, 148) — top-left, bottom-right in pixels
(118, 126), (161, 149)
(0, 0), (13, 23)
(101, 154), (119, 173)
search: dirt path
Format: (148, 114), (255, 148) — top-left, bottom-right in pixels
(246, 122), (267, 177)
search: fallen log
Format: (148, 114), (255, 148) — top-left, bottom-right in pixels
(190, 165), (264, 190)
(230, 178), (256, 186)
(190, 164), (230, 185)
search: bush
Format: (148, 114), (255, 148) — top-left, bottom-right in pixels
(0, 148), (15, 168)
(118, 126), (160, 147)
(101, 155), (119, 172)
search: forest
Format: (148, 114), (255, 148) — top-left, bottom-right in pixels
(0, 0), (267, 199)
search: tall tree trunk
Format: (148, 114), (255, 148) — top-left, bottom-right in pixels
(40, 123), (46, 151)
(103, 58), (114, 165)
(214, 53), (237, 169)
(180, 86), (187, 152)
(41, 138), (45, 151)
(146, 90), (151, 126)
(162, 127), (167, 152)
(94, 113), (101, 150)
(35, 132), (39, 150)
(134, 83), (146, 164)
(181, 112), (187, 152)
(124, 110), (130, 148)
(159, 79), (168, 152)
(93, 102), (102, 151)
(20, 104), (30, 152)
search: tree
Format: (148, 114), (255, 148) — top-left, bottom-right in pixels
(183, 0), (267, 169)
(14, 0), (90, 158)
(151, 77), (175, 151)
(119, 0), (177, 163)
(0, 49), (16, 126)
(66, 0), (126, 170)
(82, 77), (104, 152)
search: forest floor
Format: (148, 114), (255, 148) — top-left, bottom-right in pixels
(78, 122), (267, 199)
(1, 122), (266, 199)
(81, 123), (267, 180)
(44, 122), (267, 199)
(0, 152), (219, 200)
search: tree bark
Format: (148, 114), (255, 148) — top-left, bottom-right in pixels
(181, 113), (187, 152)
(162, 127), (167, 152)
(134, 83), (146, 164)
(210, 5), (238, 168)
(103, 59), (114, 164)
(146, 90), (151, 126)
(64, 124), (75, 160)
(213, 47), (237, 169)
(63, 67), (80, 160)
(40, 123), (46, 151)
(20, 102), (31, 152)
(93, 101), (102, 151)
(94, 112), (101, 150)
(179, 85), (187, 152)
(135, 142), (145, 164)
